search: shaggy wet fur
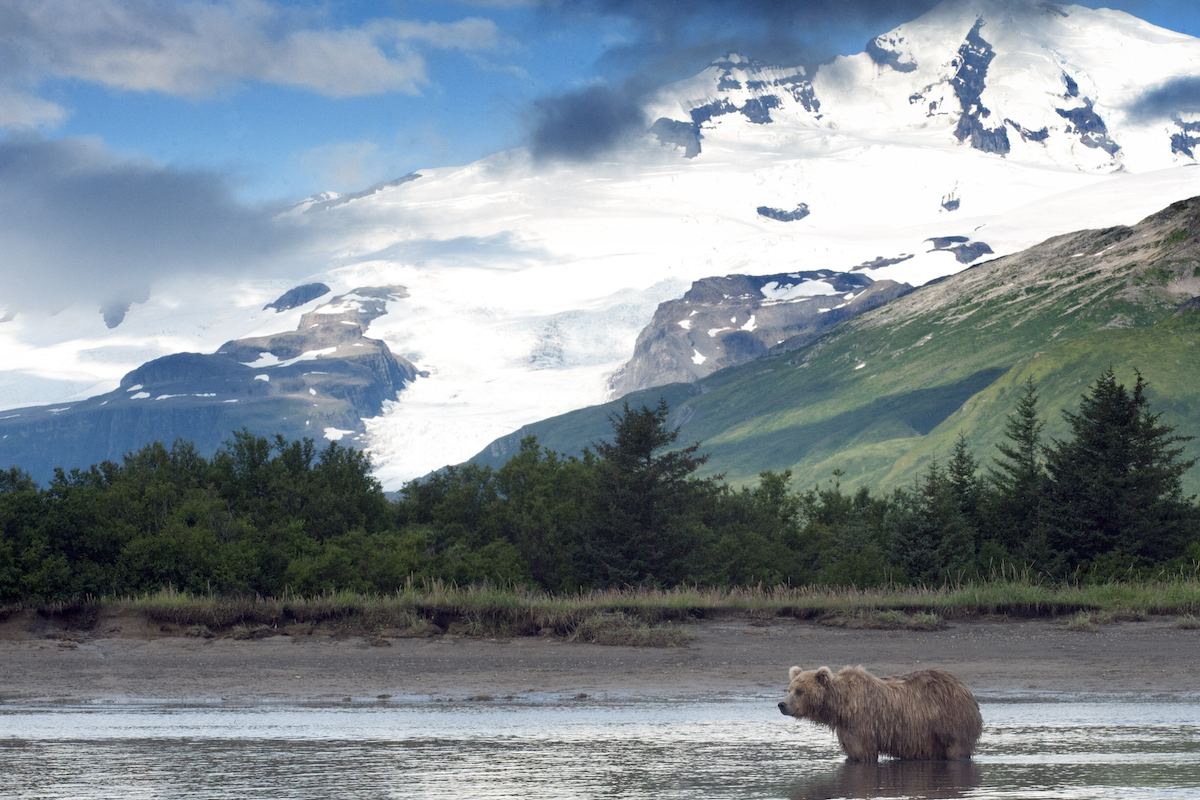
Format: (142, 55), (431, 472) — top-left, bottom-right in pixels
(778, 665), (983, 762)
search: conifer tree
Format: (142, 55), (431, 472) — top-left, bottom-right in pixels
(987, 377), (1048, 564)
(1043, 368), (1197, 573)
(582, 399), (716, 586)
(947, 432), (984, 535)
(888, 462), (974, 585)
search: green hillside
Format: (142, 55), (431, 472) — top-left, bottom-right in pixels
(473, 197), (1200, 494)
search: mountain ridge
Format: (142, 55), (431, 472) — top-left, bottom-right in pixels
(0, 287), (419, 482)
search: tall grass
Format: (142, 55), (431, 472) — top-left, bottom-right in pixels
(24, 569), (1197, 643)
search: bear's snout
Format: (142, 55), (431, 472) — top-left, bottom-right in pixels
(777, 701), (789, 715)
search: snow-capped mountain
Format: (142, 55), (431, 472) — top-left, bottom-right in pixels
(3, 0), (1200, 488)
(647, 0), (1200, 173)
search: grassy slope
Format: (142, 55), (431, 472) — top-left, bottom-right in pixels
(472, 198), (1200, 494)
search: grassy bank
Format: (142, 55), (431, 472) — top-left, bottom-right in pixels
(15, 572), (1200, 646)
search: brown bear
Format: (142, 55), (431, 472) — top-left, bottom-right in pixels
(778, 665), (982, 762)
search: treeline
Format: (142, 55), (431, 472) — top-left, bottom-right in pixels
(1, 368), (1198, 603)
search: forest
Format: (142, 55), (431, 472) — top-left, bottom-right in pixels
(1, 367), (1198, 604)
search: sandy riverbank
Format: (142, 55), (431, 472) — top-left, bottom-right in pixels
(1, 608), (1197, 705)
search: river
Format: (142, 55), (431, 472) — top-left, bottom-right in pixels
(2, 699), (1198, 799)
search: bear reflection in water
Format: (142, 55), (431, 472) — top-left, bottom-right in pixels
(788, 759), (982, 800)
(779, 665), (983, 762)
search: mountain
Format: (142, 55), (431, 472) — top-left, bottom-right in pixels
(3, 0), (1200, 487)
(471, 195), (1200, 494)
(0, 287), (419, 482)
(645, 0), (1200, 173)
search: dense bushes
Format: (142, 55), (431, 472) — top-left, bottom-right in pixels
(2, 370), (1199, 603)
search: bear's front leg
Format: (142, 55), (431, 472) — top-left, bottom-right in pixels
(837, 729), (879, 763)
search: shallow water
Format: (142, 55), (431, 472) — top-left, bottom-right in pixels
(2, 700), (1197, 799)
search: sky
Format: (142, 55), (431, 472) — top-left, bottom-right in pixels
(0, 0), (1198, 313)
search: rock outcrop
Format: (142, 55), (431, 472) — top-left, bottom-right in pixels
(610, 271), (911, 397)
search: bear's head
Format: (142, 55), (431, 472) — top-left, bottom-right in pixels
(777, 665), (834, 721)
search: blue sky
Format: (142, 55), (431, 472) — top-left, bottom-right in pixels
(2, 0), (1195, 206)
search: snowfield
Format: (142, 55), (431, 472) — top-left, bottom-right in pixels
(3, 0), (1200, 487)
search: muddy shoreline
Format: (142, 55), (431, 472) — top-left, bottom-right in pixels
(2, 609), (1197, 705)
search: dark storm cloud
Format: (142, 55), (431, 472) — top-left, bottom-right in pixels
(529, 81), (648, 162)
(526, 0), (940, 162)
(1127, 76), (1200, 121)
(0, 136), (316, 313)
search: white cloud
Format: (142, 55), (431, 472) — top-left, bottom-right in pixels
(300, 140), (382, 192)
(380, 18), (507, 51)
(0, 0), (507, 128)
(0, 87), (66, 129)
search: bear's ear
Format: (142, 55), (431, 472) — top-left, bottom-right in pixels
(815, 666), (833, 685)
(789, 666), (802, 681)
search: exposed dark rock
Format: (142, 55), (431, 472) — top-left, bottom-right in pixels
(950, 242), (994, 263)
(1055, 100), (1120, 155)
(852, 254), (914, 271)
(1171, 120), (1200, 158)
(757, 204), (810, 222)
(122, 352), (248, 389)
(950, 17), (1010, 155)
(1063, 72), (1080, 98)
(1006, 119), (1050, 143)
(717, 74), (742, 91)
(866, 36), (917, 72)
(712, 56), (763, 72)
(265, 283), (331, 312)
(691, 100), (738, 125)
(610, 270), (911, 396)
(650, 118), (702, 158)
(941, 188), (961, 212)
(927, 236), (970, 249)
(741, 95), (781, 124)
(720, 330), (767, 361)
(927, 236), (994, 264)
(958, 117), (1011, 154)
(774, 76), (820, 114)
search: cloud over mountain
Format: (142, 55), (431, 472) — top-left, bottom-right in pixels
(0, 135), (314, 313)
(1128, 76), (1200, 120)
(526, 0), (941, 161)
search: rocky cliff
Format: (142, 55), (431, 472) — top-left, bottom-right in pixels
(610, 271), (911, 397)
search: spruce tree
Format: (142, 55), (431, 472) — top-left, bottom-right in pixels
(987, 377), (1048, 565)
(888, 462), (974, 585)
(1043, 368), (1197, 574)
(582, 399), (715, 586)
(947, 432), (984, 536)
